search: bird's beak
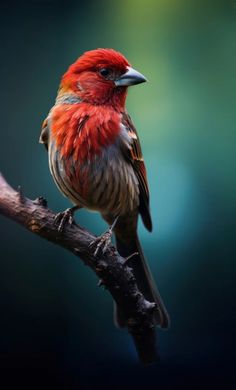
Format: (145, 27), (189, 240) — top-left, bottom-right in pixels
(115, 66), (147, 87)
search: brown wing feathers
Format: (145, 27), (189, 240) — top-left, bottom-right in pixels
(122, 114), (152, 231)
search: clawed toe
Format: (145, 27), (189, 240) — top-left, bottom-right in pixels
(54, 206), (78, 232)
(89, 231), (112, 256)
(89, 217), (119, 256)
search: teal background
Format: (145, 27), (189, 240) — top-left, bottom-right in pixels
(0, 0), (235, 388)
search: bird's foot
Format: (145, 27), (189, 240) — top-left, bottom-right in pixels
(54, 206), (79, 233)
(89, 217), (119, 256)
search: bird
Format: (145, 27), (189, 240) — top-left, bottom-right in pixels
(40, 48), (170, 329)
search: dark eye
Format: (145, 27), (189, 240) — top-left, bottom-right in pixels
(99, 68), (111, 77)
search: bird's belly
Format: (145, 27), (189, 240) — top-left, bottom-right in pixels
(49, 143), (139, 216)
(86, 155), (139, 216)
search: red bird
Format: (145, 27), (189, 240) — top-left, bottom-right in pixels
(40, 48), (169, 328)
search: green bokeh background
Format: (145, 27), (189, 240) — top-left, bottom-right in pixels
(0, 0), (235, 388)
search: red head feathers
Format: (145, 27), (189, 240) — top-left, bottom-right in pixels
(59, 48), (146, 108)
(65, 48), (130, 75)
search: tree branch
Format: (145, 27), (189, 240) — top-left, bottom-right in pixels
(0, 173), (158, 364)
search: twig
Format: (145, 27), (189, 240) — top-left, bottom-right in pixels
(0, 173), (158, 364)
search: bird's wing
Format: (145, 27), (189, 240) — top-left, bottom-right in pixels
(39, 118), (49, 150)
(121, 113), (152, 231)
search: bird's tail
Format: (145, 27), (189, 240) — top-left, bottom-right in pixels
(114, 233), (170, 329)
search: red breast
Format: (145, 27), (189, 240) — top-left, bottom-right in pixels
(50, 103), (121, 162)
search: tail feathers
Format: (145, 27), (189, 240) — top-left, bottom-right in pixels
(115, 234), (170, 329)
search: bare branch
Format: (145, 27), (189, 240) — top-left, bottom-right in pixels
(0, 173), (158, 364)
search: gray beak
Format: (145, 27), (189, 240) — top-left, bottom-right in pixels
(115, 66), (147, 87)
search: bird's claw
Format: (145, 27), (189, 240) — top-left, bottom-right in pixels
(54, 208), (75, 232)
(89, 217), (119, 256)
(90, 230), (111, 256)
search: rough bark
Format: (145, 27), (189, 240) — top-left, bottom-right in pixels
(0, 173), (158, 364)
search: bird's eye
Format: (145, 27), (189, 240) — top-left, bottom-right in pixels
(99, 68), (111, 78)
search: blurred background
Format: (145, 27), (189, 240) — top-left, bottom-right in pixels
(0, 0), (235, 388)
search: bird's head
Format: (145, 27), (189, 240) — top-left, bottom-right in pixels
(59, 48), (147, 109)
